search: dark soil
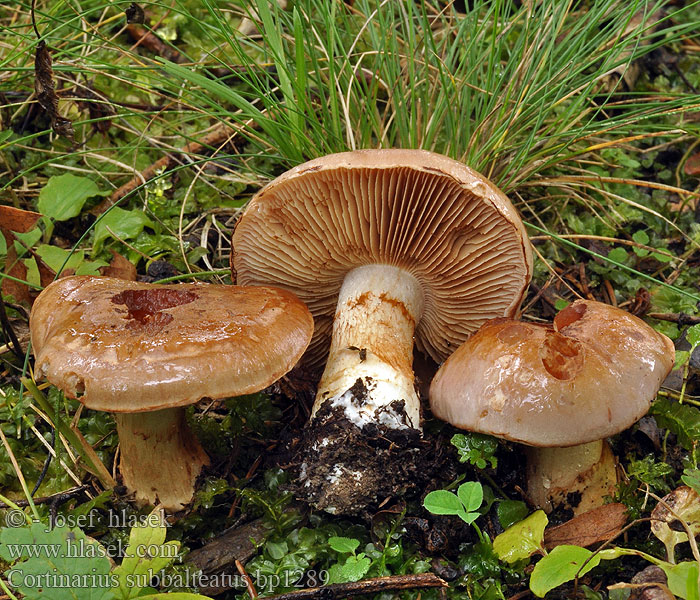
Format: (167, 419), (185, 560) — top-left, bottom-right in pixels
(287, 378), (453, 517)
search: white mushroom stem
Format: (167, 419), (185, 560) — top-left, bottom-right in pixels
(313, 264), (425, 431)
(114, 408), (210, 511)
(526, 439), (618, 515)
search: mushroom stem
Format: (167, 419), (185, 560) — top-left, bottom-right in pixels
(526, 440), (618, 515)
(313, 264), (425, 430)
(114, 408), (209, 511)
(299, 264), (426, 514)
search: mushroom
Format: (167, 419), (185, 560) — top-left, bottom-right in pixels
(30, 276), (313, 510)
(429, 300), (675, 514)
(232, 149), (532, 513)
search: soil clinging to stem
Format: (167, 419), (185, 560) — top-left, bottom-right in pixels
(291, 377), (445, 516)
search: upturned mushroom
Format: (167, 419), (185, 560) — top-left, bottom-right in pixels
(430, 300), (675, 514)
(232, 149), (532, 513)
(30, 276), (313, 510)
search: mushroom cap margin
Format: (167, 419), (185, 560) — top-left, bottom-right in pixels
(429, 300), (675, 447)
(30, 276), (314, 412)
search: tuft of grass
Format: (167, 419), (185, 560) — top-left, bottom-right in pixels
(157, 0), (700, 183)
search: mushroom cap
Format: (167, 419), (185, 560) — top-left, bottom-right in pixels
(30, 276), (314, 412)
(232, 149), (532, 367)
(429, 300), (675, 447)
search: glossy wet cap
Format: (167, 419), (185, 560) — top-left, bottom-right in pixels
(232, 149), (532, 368)
(30, 276), (314, 412)
(429, 300), (674, 447)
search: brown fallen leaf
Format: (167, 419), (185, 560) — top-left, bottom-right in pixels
(100, 251), (137, 281)
(0, 205), (42, 234)
(0, 206), (43, 303)
(684, 152), (700, 177)
(650, 485), (700, 562)
(125, 24), (183, 64)
(544, 503), (628, 549)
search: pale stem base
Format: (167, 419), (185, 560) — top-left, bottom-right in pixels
(526, 439), (618, 515)
(114, 408), (210, 511)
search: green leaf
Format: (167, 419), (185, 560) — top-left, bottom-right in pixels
(660, 561), (699, 600)
(341, 554), (371, 581)
(651, 287), (698, 315)
(632, 230), (650, 246)
(112, 511), (180, 600)
(608, 589), (632, 600)
(423, 490), (464, 516)
(607, 247), (629, 264)
(328, 537), (360, 554)
(497, 500), (532, 530)
(265, 540), (288, 560)
(675, 350), (691, 371)
(1, 522), (115, 600)
(627, 456), (673, 492)
(457, 482), (484, 513)
(682, 468), (700, 494)
(35, 244), (85, 274)
(327, 554), (371, 584)
(493, 510), (548, 564)
(14, 228), (43, 249)
(92, 208), (153, 255)
(529, 545), (601, 598)
(652, 251), (674, 263)
(22, 257), (40, 288)
(650, 399), (700, 451)
(459, 510), (480, 525)
(37, 174), (108, 221)
(35, 244), (105, 277)
(687, 324), (700, 349)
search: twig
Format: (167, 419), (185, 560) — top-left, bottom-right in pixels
(0, 485), (89, 509)
(603, 279), (617, 307)
(263, 573), (448, 600)
(90, 124), (239, 216)
(235, 559), (258, 599)
(647, 312), (700, 326)
(125, 24), (183, 64)
(185, 516), (271, 596)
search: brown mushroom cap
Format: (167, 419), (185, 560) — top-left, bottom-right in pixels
(232, 149), (532, 367)
(429, 300), (675, 447)
(30, 276), (314, 412)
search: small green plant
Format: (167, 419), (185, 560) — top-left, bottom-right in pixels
(626, 455), (675, 494)
(531, 545), (699, 599)
(683, 468), (700, 494)
(492, 510), (548, 565)
(423, 481), (487, 543)
(325, 537), (371, 584)
(451, 433), (498, 470)
(650, 399), (700, 467)
(489, 508), (700, 599)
